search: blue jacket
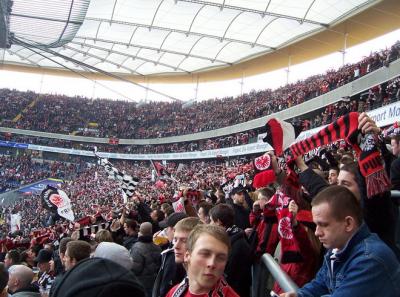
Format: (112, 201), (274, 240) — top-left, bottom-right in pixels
(298, 223), (400, 297)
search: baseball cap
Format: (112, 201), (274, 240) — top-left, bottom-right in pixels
(34, 249), (53, 263)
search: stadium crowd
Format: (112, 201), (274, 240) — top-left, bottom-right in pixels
(0, 38), (399, 297)
(2, 75), (400, 157)
(1, 41), (399, 139)
(0, 156), (83, 194)
(0, 110), (400, 296)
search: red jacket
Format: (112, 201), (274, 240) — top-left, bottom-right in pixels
(273, 223), (319, 293)
(249, 208), (279, 257)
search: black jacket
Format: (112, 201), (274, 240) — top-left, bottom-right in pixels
(225, 226), (252, 297)
(123, 234), (138, 250)
(152, 247), (186, 297)
(390, 158), (400, 191)
(130, 236), (162, 291)
(228, 203), (250, 230)
(51, 258), (145, 297)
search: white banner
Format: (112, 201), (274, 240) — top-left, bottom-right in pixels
(55, 190), (75, 222)
(28, 142), (273, 160)
(10, 213), (21, 233)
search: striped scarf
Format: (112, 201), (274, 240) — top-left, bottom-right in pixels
(282, 112), (390, 198)
(170, 277), (230, 297)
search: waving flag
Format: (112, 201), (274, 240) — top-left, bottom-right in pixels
(41, 185), (75, 222)
(97, 156), (139, 203)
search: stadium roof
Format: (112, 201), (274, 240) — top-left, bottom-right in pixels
(2, 0), (400, 83)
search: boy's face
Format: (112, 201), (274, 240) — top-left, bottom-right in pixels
(173, 230), (190, 263)
(184, 234), (228, 294)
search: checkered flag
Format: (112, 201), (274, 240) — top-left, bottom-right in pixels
(97, 156), (139, 203)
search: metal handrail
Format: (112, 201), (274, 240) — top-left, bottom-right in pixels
(260, 253), (299, 294)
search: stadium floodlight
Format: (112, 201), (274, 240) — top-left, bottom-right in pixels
(0, 0), (13, 48)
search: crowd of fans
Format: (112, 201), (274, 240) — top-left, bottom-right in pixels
(1, 41), (399, 139)
(0, 40), (399, 297)
(2, 75), (399, 156)
(0, 156), (83, 194)
(0, 112), (399, 296)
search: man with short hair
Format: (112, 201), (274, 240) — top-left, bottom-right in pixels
(281, 185), (400, 297)
(63, 241), (91, 271)
(7, 265), (40, 297)
(166, 224), (239, 297)
(196, 202), (212, 224)
(123, 219), (139, 250)
(173, 217), (202, 264)
(153, 212), (187, 297)
(53, 237), (72, 276)
(228, 186), (251, 230)
(210, 204), (252, 297)
(130, 222), (162, 297)
(327, 167), (339, 185)
(4, 250), (20, 269)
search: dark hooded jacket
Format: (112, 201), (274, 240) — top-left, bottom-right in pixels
(51, 257), (145, 297)
(225, 226), (252, 297)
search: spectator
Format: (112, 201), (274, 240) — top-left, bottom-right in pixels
(35, 249), (54, 293)
(63, 241), (91, 272)
(130, 222), (161, 297)
(122, 219), (138, 250)
(227, 186), (251, 230)
(209, 203), (252, 297)
(4, 249), (21, 269)
(165, 224), (239, 297)
(50, 258), (145, 297)
(327, 166), (339, 185)
(7, 265), (40, 297)
(281, 186), (400, 297)
(154, 212), (187, 297)
(94, 230), (113, 244)
(0, 263), (7, 297)
(93, 242), (133, 271)
(196, 202), (212, 224)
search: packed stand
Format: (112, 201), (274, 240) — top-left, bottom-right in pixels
(2, 75), (399, 157)
(0, 41), (399, 139)
(0, 156), (82, 194)
(1, 111), (400, 296)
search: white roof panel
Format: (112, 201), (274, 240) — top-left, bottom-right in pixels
(5, 0), (381, 76)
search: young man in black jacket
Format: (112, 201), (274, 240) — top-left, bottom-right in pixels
(210, 203), (252, 297)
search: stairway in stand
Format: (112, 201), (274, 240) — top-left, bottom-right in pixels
(12, 97), (38, 123)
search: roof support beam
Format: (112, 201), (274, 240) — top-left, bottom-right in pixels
(73, 36), (231, 64)
(7, 49), (42, 67)
(63, 45), (139, 74)
(175, 0), (327, 26)
(264, 0), (272, 15)
(150, 0), (167, 30)
(84, 17), (274, 49)
(221, 11), (244, 42)
(159, 31), (173, 52)
(213, 41), (232, 62)
(68, 42), (191, 73)
(110, 0), (118, 23)
(188, 4), (206, 35)
(252, 17), (279, 46)
(301, 0), (317, 24)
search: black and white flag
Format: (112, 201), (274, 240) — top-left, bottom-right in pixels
(97, 156), (139, 203)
